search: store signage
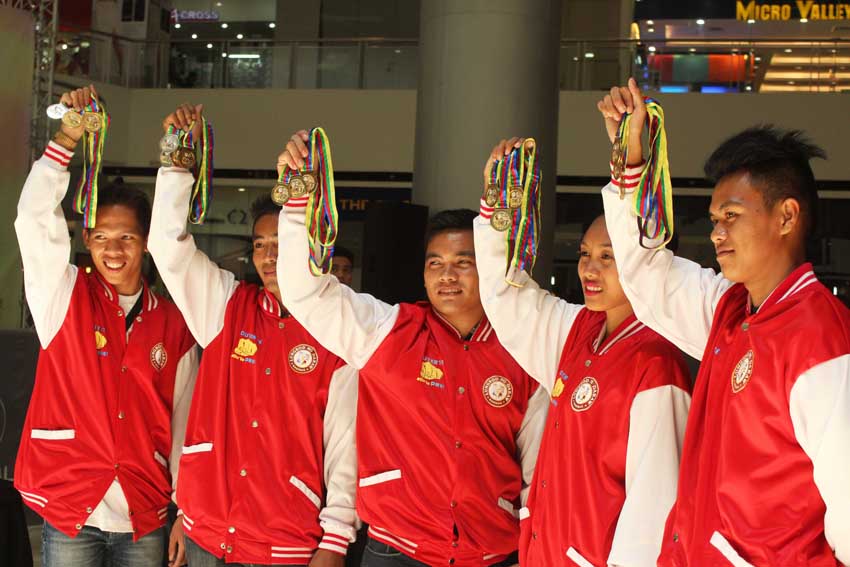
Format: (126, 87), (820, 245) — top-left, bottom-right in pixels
(171, 9), (220, 23)
(736, 0), (850, 20)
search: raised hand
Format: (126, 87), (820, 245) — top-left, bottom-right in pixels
(597, 77), (646, 166)
(482, 136), (529, 187)
(57, 84), (98, 143)
(162, 103), (204, 141)
(277, 129), (310, 176)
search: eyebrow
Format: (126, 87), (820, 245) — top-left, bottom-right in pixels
(252, 233), (278, 240)
(579, 241), (612, 248)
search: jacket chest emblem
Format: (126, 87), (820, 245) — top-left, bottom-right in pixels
(731, 350), (754, 394)
(232, 331), (261, 364)
(417, 358), (445, 389)
(571, 377), (599, 412)
(482, 375), (513, 408)
(150, 342), (168, 372)
(94, 330), (107, 350)
(289, 344), (318, 374)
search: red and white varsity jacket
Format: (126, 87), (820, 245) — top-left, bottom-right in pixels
(277, 198), (548, 567)
(148, 167), (358, 565)
(13, 143), (198, 540)
(474, 204), (691, 567)
(603, 163), (850, 566)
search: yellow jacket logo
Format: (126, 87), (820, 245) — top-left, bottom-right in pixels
(417, 360), (444, 384)
(232, 337), (258, 362)
(95, 330), (107, 350)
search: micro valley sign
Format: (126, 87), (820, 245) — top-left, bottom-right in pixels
(737, 0), (850, 20)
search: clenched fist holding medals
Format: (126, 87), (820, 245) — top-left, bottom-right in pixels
(160, 103), (215, 224)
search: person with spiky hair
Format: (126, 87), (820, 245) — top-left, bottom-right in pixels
(147, 105), (358, 567)
(599, 79), (850, 566)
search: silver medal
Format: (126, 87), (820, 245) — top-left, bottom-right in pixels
(159, 133), (180, 154)
(160, 151), (173, 167)
(46, 103), (70, 120)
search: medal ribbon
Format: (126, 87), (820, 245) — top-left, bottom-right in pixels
(187, 117), (214, 224)
(74, 98), (109, 228)
(489, 140), (542, 286)
(303, 127), (339, 276)
(616, 98), (674, 248)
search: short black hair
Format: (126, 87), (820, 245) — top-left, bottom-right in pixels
(250, 195), (279, 232)
(704, 126), (826, 237)
(424, 209), (477, 248)
(96, 181), (151, 237)
(334, 245), (355, 265)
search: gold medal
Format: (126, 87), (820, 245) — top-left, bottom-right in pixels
(484, 184), (499, 207)
(508, 186), (524, 209)
(271, 183), (291, 206)
(289, 176), (307, 198)
(62, 111), (83, 129)
(490, 209), (512, 232)
(171, 147), (196, 169)
(301, 171), (318, 194)
(82, 111), (102, 133)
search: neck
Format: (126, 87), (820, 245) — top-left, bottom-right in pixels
(603, 302), (634, 340)
(745, 252), (803, 309)
(115, 278), (143, 296)
(440, 306), (485, 338)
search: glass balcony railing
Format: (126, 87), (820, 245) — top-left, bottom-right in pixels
(52, 29), (850, 93)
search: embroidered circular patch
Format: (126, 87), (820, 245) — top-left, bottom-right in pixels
(731, 350), (754, 394)
(571, 377), (599, 412)
(289, 344), (318, 374)
(150, 342), (168, 372)
(483, 375), (514, 408)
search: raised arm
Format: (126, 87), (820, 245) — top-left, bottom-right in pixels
(598, 81), (732, 360)
(474, 138), (583, 391)
(14, 88), (97, 348)
(275, 131), (398, 369)
(147, 104), (238, 348)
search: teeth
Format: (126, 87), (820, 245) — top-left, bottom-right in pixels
(586, 285), (602, 292)
(105, 261), (124, 269)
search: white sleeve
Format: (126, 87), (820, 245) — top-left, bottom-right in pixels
(473, 208), (583, 392)
(14, 143), (80, 348)
(789, 354), (850, 565)
(147, 167), (238, 348)
(318, 364), (360, 555)
(169, 345), (199, 504)
(608, 384), (691, 567)
(602, 169), (733, 361)
(277, 201), (398, 369)
(516, 386), (549, 506)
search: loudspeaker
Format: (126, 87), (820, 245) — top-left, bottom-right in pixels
(362, 202), (429, 305)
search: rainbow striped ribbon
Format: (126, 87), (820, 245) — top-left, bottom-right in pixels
(73, 98), (109, 228)
(303, 127), (339, 276)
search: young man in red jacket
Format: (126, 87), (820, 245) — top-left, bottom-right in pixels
(276, 132), (548, 567)
(148, 106), (358, 567)
(14, 86), (198, 567)
(599, 79), (850, 565)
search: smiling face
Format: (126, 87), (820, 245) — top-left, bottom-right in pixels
(709, 171), (797, 285)
(423, 229), (482, 319)
(252, 213), (279, 298)
(578, 216), (630, 313)
(83, 204), (146, 295)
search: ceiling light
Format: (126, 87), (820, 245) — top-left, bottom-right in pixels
(696, 18), (705, 25)
(648, 27), (655, 32)
(800, 18), (808, 22)
(755, 56), (761, 61)
(648, 46), (657, 52)
(747, 18), (755, 24)
(222, 52), (228, 57)
(689, 48), (696, 53)
(746, 85), (752, 91)
(236, 33), (243, 39)
(237, 187), (246, 192)
(191, 33), (198, 39)
(60, 43), (68, 50)
(268, 22), (276, 28)
(647, 20), (654, 25)
(174, 23), (181, 29)
(784, 48), (793, 53)
(206, 43), (213, 48)
(221, 23), (228, 29)
(584, 52), (595, 59)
